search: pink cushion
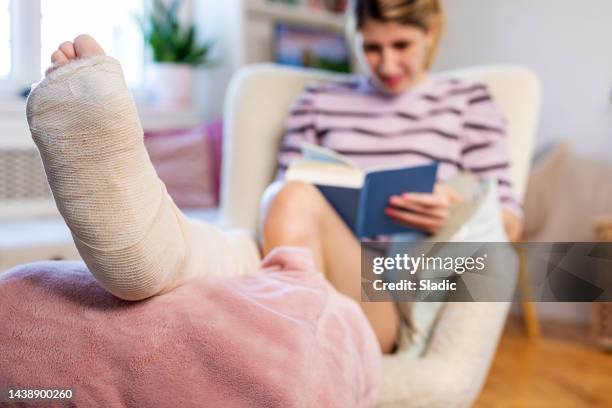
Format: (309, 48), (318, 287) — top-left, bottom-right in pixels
(144, 123), (220, 209)
(0, 247), (382, 407)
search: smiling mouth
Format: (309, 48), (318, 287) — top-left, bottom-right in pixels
(380, 75), (404, 88)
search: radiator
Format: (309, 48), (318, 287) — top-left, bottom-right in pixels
(0, 147), (57, 218)
(0, 106), (202, 219)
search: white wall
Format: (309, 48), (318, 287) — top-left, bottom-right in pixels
(193, 0), (244, 120)
(195, 0), (612, 150)
(433, 1), (612, 324)
(434, 0), (612, 160)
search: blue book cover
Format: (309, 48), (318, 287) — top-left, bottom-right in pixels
(315, 164), (438, 238)
(286, 143), (438, 239)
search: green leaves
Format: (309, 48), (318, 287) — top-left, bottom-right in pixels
(137, 0), (214, 66)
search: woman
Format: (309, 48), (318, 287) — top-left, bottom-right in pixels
(24, 0), (518, 401)
(25, 33), (383, 404)
(261, 0), (522, 354)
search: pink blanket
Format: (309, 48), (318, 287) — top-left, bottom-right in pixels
(143, 123), (218, 209)
(0, 247), (381, 407)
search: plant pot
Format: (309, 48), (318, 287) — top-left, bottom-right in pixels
(146, 63), (195, 110)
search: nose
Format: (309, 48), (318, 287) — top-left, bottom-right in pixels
(378, 47), (401, 77)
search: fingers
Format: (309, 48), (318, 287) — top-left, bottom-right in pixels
(393, 202), (450, 220)
(384, 183), (463, 234)
(388, 182), (464, 211)
(385, 207), (446, 234)
(386, 193), (448, 234)
(389, 193), (447, 210)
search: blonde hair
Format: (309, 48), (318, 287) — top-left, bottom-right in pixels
(347, 0), (446, 69)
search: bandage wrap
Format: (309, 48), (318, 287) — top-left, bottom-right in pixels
(27, 56), (259, 300)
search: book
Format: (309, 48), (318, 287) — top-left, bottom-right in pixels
(285, 143), (438, 238)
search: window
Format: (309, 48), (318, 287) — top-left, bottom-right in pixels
(40, 0), (144, 86)
(0, 0), (10, 78)
(0, 0), (144, 92)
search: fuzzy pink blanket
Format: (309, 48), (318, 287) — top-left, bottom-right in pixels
(0, 247), (381, 407)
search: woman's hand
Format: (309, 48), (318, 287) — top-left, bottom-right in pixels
(385, 183), (463, 235)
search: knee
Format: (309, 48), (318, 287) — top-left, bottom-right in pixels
(261, 180), (323, 221)
(259, 180), (325, 239)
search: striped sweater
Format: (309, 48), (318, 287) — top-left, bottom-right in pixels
(277, 75), (522, 217)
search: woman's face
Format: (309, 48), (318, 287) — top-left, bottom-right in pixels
(358, 18), (434, 94)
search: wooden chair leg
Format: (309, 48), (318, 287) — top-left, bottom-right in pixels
(518, 245), (541, 339)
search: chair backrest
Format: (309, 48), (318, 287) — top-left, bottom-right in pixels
(220, 63), (541, 231)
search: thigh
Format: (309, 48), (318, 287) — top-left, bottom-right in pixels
(259, 180), (400, 353)
(258, 180), (360, 294)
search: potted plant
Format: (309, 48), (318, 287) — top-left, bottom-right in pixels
(138, 0), (214, 109)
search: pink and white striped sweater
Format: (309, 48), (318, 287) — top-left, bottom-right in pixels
(277, 75), (522, 217)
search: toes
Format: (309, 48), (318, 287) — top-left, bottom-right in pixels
(73, 34), (106, 58)
(50, 49), (69, 68)
(44, 35), (105, 77)
(45, 50), (67, 76)
(58, 41), (77, 60)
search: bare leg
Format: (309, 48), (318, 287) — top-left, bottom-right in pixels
(260, 181), (400, 354)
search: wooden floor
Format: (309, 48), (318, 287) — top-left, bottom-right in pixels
(474, 318), (612, 408)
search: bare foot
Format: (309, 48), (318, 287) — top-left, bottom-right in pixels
(45, 34), (106, 76)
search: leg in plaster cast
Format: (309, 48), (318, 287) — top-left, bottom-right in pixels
(28, 35), (260, 301)
(33, 34), (393, 353)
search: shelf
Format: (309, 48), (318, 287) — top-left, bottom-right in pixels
(246, 0), (346, 31)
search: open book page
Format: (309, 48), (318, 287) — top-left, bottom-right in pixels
(285, 159), (364, 188)
(300, 143), (359, 167)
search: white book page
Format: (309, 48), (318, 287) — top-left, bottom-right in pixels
(300, 143), (359, 168)
(285, 160), (364, 188)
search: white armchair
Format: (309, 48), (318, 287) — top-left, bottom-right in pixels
(219, 64), (540, 407)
